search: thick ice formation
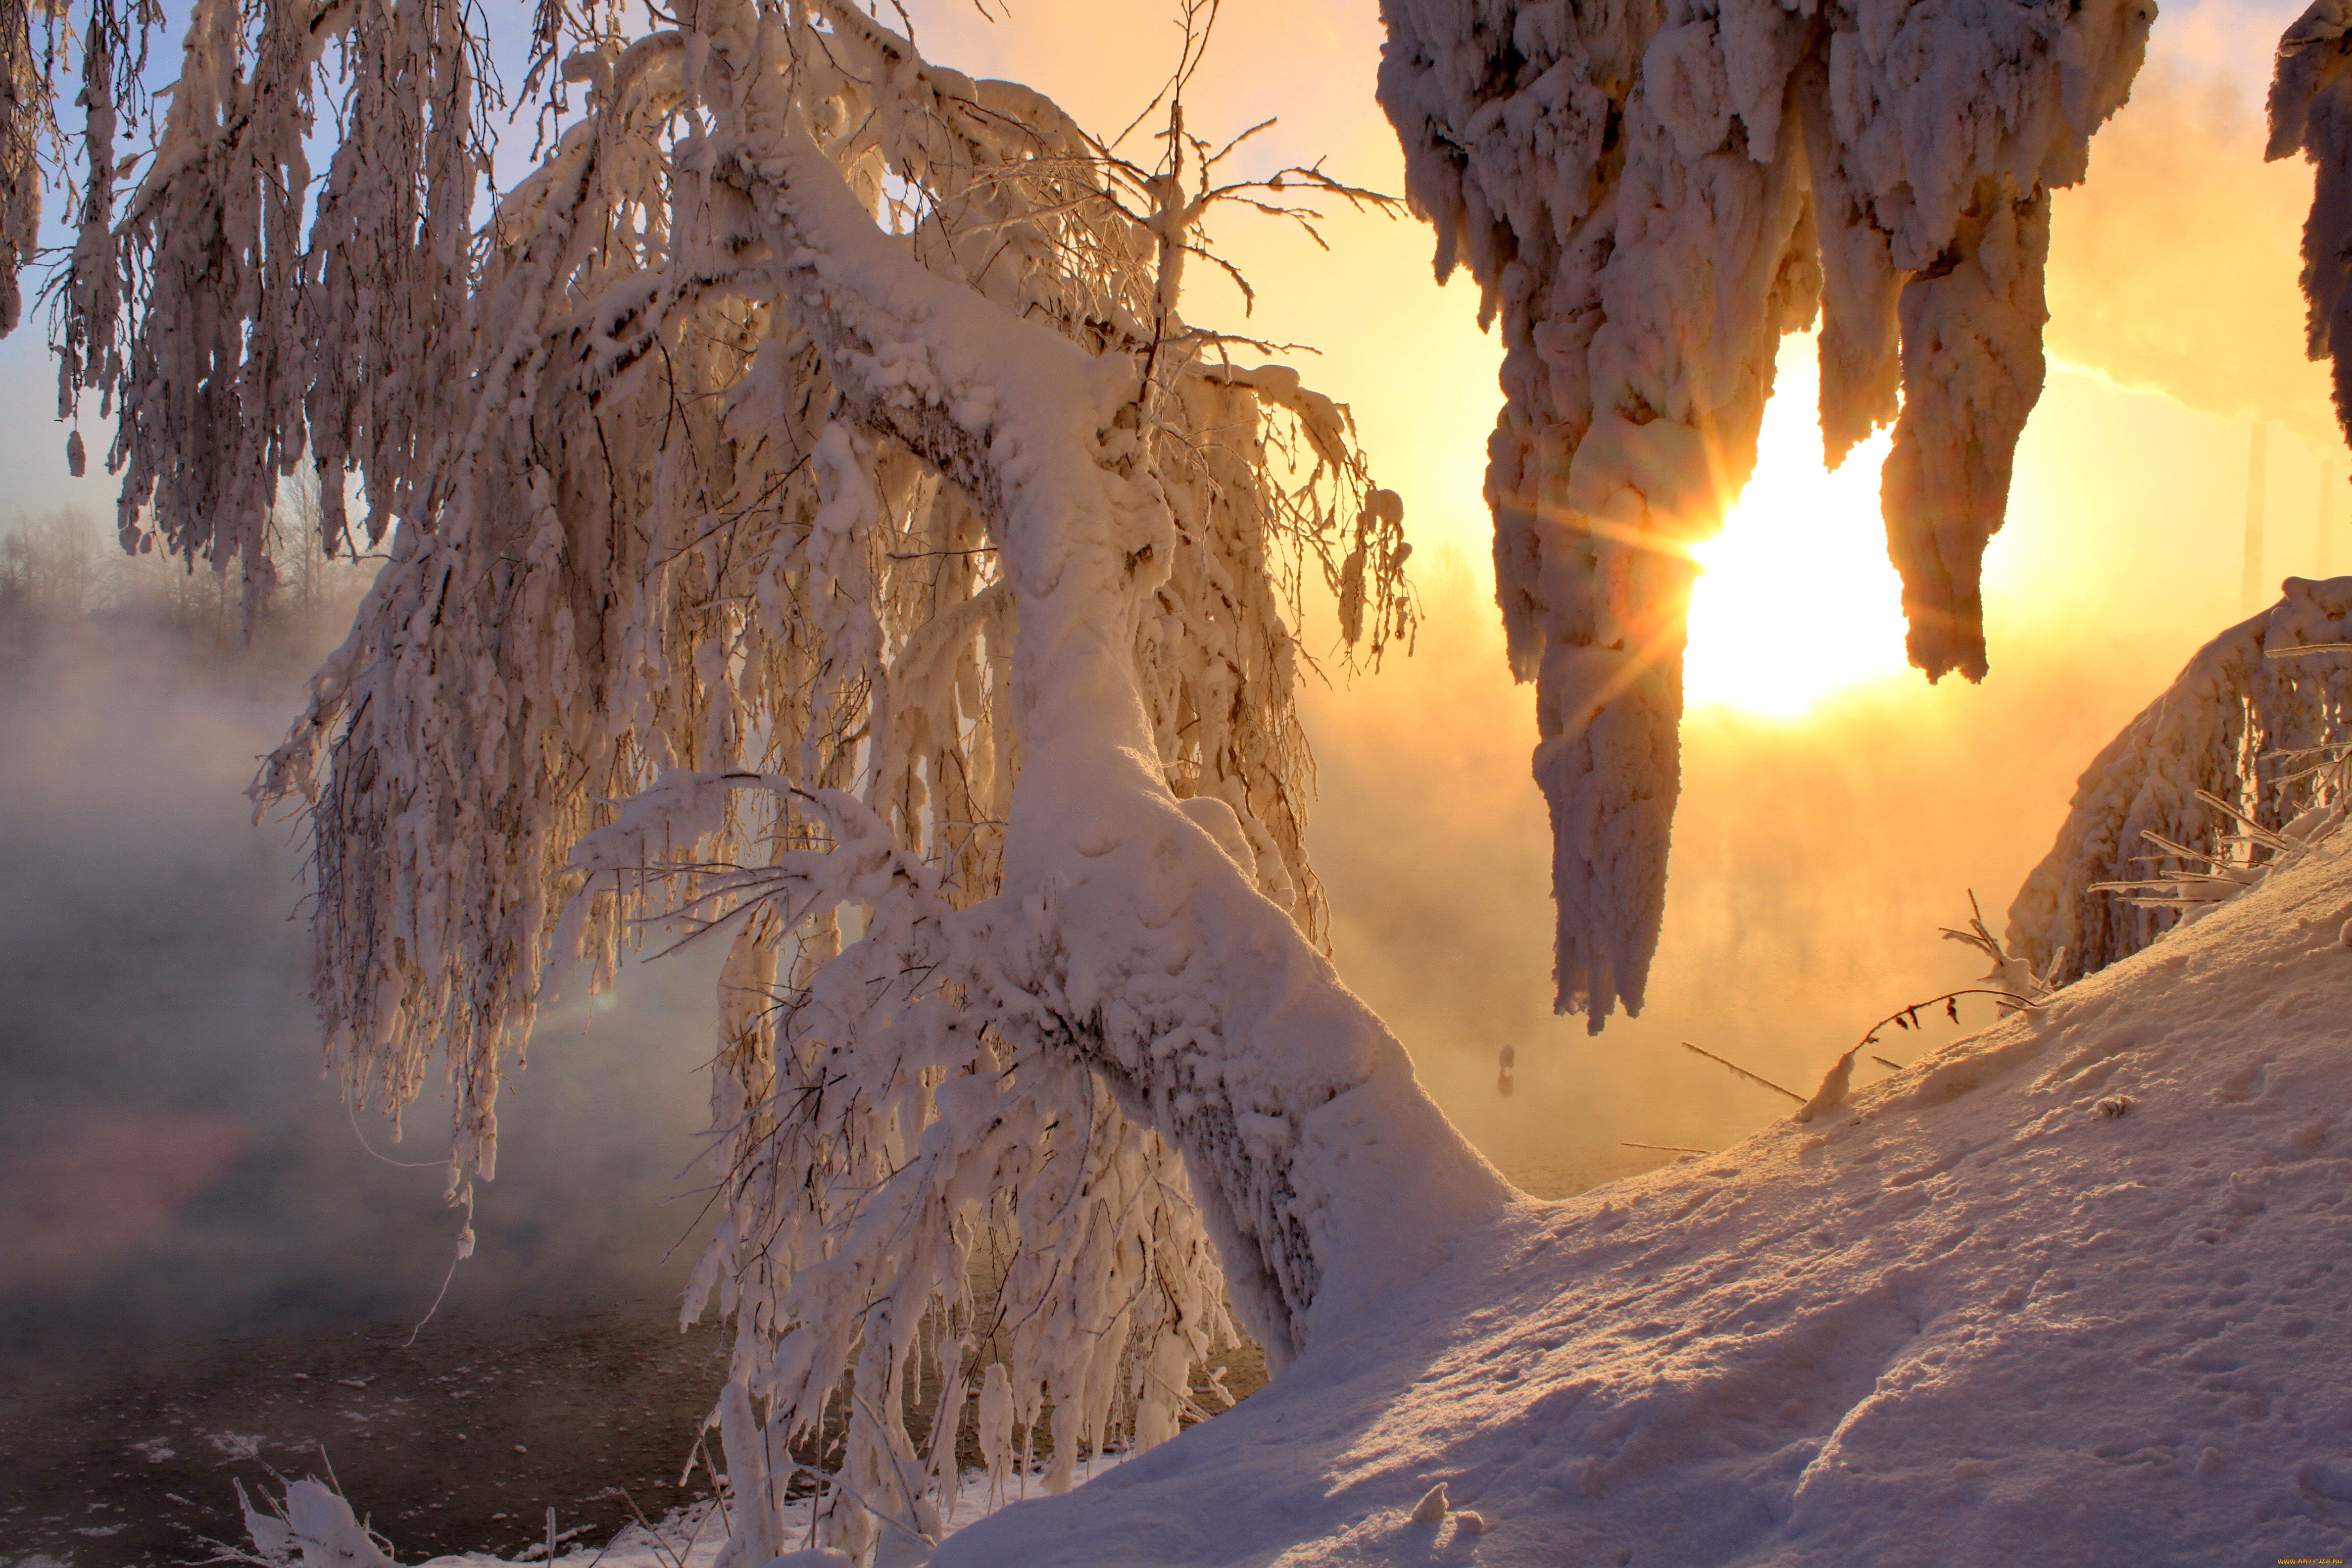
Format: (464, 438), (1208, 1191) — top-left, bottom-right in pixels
(1377, 0), (2150, 1029)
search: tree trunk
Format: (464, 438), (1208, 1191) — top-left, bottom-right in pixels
(739, 113), (1514, 1364)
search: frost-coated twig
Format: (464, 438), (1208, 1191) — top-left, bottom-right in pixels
(1678, 1041), (1803, 1103)
(1794, 988), (2046, 1125)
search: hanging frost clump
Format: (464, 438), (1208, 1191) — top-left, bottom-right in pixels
(1377, 0), (2152, 1029)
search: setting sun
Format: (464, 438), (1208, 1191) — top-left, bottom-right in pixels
(1682, 339), (1913, 717)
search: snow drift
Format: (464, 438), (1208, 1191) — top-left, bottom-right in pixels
(922, 781), (2352, 1567)
(286, 716), (2352, 1568)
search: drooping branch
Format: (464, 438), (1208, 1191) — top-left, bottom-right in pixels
(0, 0), (42, 338)
(1377, 0), (2150, 1030)
(2271, 1), (2352, 453)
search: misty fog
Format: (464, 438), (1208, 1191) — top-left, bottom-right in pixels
(0, 604), (724, 1377)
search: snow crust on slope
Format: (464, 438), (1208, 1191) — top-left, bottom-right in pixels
(920, 835), (2352, 1568)
(1376, 0), (2151, 1031)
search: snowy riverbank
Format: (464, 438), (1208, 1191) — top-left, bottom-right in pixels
(245, 825), (2352, 1567)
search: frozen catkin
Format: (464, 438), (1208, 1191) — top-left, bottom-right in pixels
(17, 0), (1501, 1558)
(1376, 0), (2150, 1031)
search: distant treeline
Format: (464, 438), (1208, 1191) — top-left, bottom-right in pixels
(0, 473), (380, 680)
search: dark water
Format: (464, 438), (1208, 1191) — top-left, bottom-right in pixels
(0, 618), (732, 1565)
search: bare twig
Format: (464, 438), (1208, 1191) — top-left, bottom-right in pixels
(1679, 1041), (1803, 1102)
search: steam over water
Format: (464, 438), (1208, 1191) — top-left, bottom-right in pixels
(0, 618), (724, 1367)
(0, 615), (737, 1563)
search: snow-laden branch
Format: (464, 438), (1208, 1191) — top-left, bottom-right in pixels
(1378, 0), (2150, 1029)
(2270, 1), (2352, 451)
(0, 0), (40, 338)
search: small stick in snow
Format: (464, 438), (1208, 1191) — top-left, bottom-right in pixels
(1870, 1056), (1906, 1073)
(1679, 1041), (1803, 1102)
(1801, 987), (2044, 1123)
(600, 1486), (682, 1568)
(1620, 1141), (1710, 1156)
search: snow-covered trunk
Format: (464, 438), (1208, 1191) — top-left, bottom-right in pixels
(737, 109), (1510, 1363)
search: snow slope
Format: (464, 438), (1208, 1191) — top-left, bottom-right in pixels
(931, 837), (2352, 1567)
(291, 821), (2352, 1568)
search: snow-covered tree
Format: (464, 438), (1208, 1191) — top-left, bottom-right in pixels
(2007, 576), (2352, 985)
(10, 0), (1500, 1557)
(1376, 0), (2151, 1029)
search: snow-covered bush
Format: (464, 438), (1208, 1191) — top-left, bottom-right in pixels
(2008, 576), (2352, 985)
